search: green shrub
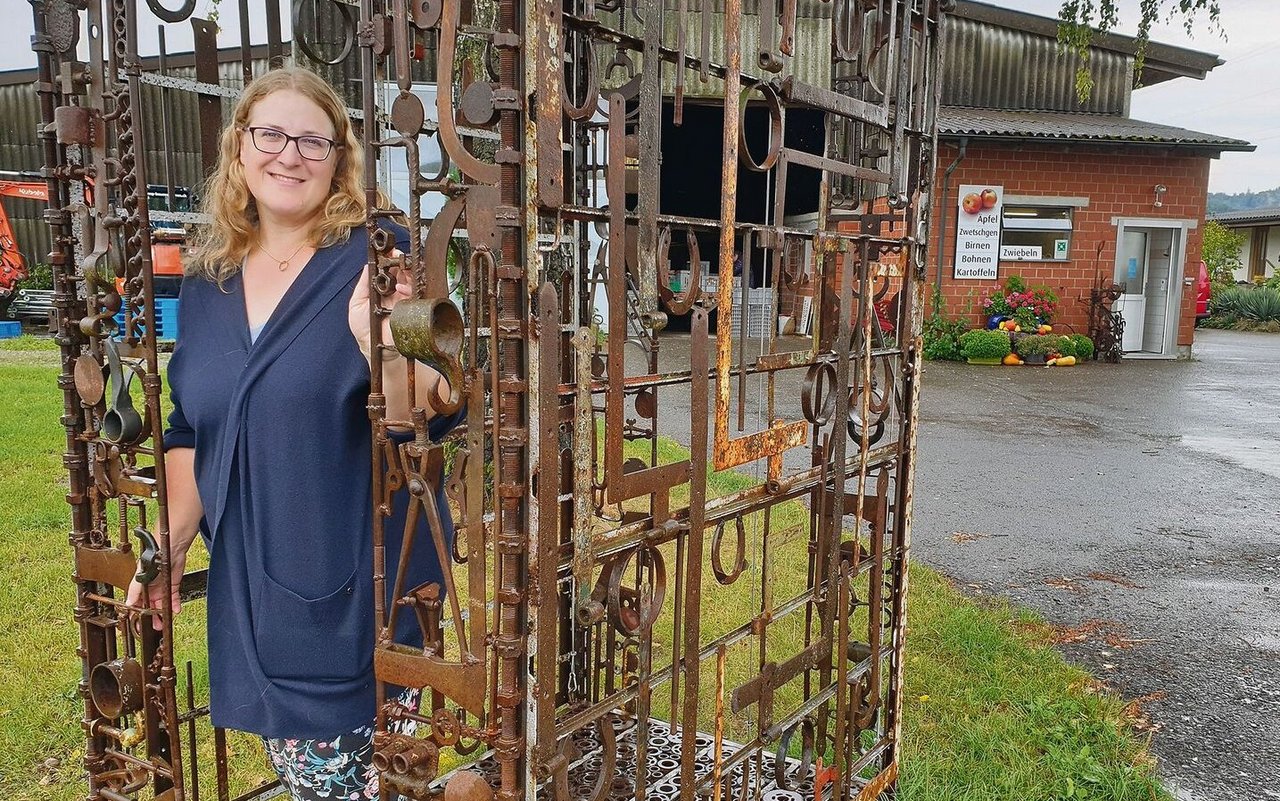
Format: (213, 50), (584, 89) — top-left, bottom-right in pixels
(1210, 285), (1252, 318)
(923, 315), (968, 361)
(14, 262), (54, 292)
(1208, 285), (1280, 328)
(1068, 334), (1095, 361)
(958, 329), (1011, 360)
(1050, 335), (1076, 358)
(1236, 287), (1280, 323)
(1014, 334), (1058, 357)
(923, 289), (969, 361)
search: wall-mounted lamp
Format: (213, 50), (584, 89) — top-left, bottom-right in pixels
(1153, 184), (1168, 208)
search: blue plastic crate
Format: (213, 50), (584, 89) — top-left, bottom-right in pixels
(113, 297), (180, 340)
(0, 321), (21, 339)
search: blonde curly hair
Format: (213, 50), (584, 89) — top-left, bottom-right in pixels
(190, 66), (365, 282)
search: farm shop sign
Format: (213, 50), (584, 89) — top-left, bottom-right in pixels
(1000, 244), (1042, 260)
(953, 184), (1002, 280)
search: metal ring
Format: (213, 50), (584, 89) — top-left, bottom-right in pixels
(144, 0), (197, 24)
(737, 82), (783, 173)
(430, 708), (461, 746)
(800, 362), (837, 426)
(292, 0), (355, 66)
(603, 544), (666, 636)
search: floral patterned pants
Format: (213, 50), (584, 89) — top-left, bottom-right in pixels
(262, 689), (420, 801)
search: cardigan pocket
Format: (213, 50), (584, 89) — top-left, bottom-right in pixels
(253, 567), (373, 681)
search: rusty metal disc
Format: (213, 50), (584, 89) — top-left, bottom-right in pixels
(459, 81), (500, 128)
(45, 0), (80, 55)
(410, 0), (443, 29)
(632, 388), (656, 420)
(443, 771), (494, 801)
(74, 354), (106, 406)
(391, 91), (426, 137)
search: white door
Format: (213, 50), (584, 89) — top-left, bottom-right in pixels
(1116, 231), (1147, 352)
(1141, 229), (1176, 354)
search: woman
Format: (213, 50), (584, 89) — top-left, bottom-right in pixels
(126, 66), (458, 799)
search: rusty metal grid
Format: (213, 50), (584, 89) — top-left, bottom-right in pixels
(29, 0), (946, 798)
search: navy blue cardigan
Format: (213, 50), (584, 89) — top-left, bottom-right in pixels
(165, 226), (461, 738)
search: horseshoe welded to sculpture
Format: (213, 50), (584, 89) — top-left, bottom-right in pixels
(711, 516), (747, 585)
(656, 226), (702, 315)
(144, 0), (197, 24)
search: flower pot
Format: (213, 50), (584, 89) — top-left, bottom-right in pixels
(986, 315), (1007, 330)
(1022, 354), (1047, 365)
(966, 357), (1003, 365)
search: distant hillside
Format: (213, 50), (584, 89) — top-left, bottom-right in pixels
(1208, 187), (1280, 214)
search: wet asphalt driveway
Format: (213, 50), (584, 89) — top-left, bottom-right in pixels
(913, 328), (1280, 800)
(643, 326), (1279, 799)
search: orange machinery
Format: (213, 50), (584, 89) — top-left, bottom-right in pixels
(0, 173), (187, 299)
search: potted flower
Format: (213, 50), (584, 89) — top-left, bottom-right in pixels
(1013, 334), (1057, 365)
(979, 290), (1014, 329)
(958, 329), (1012, 365)
(978, 276), (1060, 331)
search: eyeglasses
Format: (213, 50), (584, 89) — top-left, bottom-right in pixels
(242, 126), (339, 161)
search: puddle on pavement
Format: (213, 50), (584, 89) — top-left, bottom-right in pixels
(1180, 434), (1280, 481)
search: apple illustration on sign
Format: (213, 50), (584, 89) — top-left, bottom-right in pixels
(961, 192), (982, 214)
(981, 188), (998, 208)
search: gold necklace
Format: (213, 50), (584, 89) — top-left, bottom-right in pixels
(258, 241), (308, 272)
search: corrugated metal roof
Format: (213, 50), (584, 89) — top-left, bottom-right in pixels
(942, 13), (1132, 115)
(951, 1), (1223, 87)
(938, 107), (1255, 151)
(1208, 208), (1280, 227)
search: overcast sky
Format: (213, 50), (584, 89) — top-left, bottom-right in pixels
(1, 0), (1275, 194)
(1008, 0), (1279, 195)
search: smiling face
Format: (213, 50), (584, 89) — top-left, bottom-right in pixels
(238, 89), (339, 229)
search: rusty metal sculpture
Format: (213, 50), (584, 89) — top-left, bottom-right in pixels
(31, 0), (946, 797)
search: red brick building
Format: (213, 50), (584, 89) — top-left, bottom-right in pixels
(928, 3), (1253, 358)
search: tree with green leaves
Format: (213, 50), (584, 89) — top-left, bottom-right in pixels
(1202, 220), (1246, 287)
(1057, 1), (1224, 100)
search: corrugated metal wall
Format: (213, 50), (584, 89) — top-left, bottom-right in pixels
(0, 80), (49, 273)
(647, 0), (832, 99)
(0, 57), (272, 271)
(940, 14), (1132, 114)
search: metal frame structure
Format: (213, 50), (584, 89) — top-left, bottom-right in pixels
(29, 0), (946, 797)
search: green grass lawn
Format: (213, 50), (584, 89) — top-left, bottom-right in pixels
(0, 360), (1168, 800)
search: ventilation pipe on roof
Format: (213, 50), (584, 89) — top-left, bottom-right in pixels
(935, 137), (968, 298)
